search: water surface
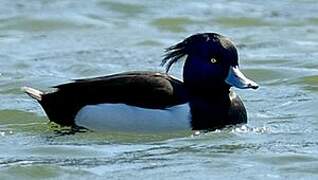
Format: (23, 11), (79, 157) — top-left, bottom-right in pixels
(1, 0), (318, 179)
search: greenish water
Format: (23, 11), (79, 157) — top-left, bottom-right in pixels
(1, 0), (318, 179)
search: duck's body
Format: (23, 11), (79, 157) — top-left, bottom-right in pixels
(23, 33), (258, 132)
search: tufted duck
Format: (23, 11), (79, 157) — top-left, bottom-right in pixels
(23, 33), (258, 132)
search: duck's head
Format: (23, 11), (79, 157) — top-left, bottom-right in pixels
(162, 33), (258, 93)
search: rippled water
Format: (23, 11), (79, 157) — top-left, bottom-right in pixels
(1, 0), (318, 179)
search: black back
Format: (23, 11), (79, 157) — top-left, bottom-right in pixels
(40, 72), (188, 126)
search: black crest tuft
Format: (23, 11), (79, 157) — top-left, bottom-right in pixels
(161, 33), (223, 73)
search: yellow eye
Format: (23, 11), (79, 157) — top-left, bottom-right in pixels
(211, 58), (217, 64)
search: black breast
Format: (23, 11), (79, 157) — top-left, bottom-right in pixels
(189, 90), (247, 130)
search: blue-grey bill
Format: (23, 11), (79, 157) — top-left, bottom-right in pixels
(225, 66), (259, 89)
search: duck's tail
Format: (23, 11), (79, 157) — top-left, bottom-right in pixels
(22, 86), (43, 101)
(22, 86), (77, 127)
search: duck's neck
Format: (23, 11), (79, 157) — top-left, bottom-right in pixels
(187, 88), (231, 130)
(182, 57), (232, 130)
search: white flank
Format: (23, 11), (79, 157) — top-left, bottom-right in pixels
(75, 103), (191, 132)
